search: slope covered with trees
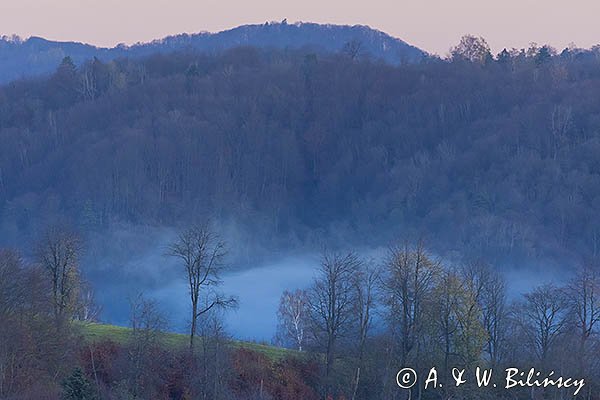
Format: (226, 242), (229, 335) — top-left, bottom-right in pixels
(1, 41), (600, 267)
(0, 21), (425, 83)
(2, 228), (599, 399)
(0, 229), (318, 400)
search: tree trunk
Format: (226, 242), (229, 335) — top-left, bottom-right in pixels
(190, 300), (198, 351)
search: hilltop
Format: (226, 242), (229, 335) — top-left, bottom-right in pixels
(0, 21), (425, 83)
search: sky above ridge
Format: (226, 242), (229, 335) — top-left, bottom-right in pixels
(1, 0), (599, 55)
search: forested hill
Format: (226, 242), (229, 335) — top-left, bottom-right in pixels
(0, 22), (425, 83)
(1, 45), (600, 266)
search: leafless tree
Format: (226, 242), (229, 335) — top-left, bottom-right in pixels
(479, 264), (507, 367)
(351, 261), (379, 400)
(195, 310), (234, 400)
(74, 281), (102, 322)
(0, 250), (28, 397)
(566, 263), (600, 373)
(431, 269), (462, 374)
(276, 289), (309, 351)
(308, 251), (360, 393)
(382, 241), (441, 365)
(127, 294), (167, 399)
(519, 284), (567, 366)
(167, 223), (237, 350)
(380, 241), (441, 400)
(0, 249), (69, 398)
(129, 293), (166, 347)
(36, 225), (82, 326)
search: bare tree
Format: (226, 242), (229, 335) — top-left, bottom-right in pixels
(0, 250), (28, 397)
(127, 294), (167, 399)
(479, 264), (507, 367)
(519, 284), (567, 366)
(308, 251), (360, 394)
(566, 263), (600, 374)
(196, 310), (233, 400)
(36, 225), (82, 326)
(276, 289), (309, 351)
(167, 224), (237, 350)
(0, 249), (66, 398)
(382, 241), (441, 365)
(129, 294), (166, 347)
(351, 262), (379, 400)
(457, 262), (496, 366)
(380, 241), (441, 400)
(74, 281), (102, 322)
(431, 269), (462, 374)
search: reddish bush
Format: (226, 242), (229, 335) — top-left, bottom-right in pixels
(231, 348), (319, 400)
(79, 340), (121, 385)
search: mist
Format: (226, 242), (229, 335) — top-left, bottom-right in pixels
(79, 223), (573, 343)
(81, 223), (319, 340)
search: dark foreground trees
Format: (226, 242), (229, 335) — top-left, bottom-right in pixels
(2, 234), (600, 399)
(0, 249), (76, 399)
(277, 244), (600, 400)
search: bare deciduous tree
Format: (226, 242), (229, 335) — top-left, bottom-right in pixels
(74, 282), (102, 322)
(36, 225), (82, 326)
(308, 251), (360, 394)
(519, 284), (567, 366)
(479, 264), (507, 367)
(566, 263), (600, 374)
(127, 294), (167, 399)
(276, 289), (309, 351)
(382, 241), (441, 365)
(351, 262), (379, 400)
(167, 224), (237, 350)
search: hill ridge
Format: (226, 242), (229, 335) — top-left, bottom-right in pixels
(0, 21), (425, 83)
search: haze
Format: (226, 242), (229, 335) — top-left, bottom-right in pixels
(2, 0), (600, 55)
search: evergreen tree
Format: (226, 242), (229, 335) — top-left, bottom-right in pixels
(61, 367), (96, 400)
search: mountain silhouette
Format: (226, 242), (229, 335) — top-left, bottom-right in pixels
(0, 21), (425, 83)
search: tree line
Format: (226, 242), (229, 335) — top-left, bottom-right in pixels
(2, 37), (600, 267)
(1, 222), (599, 399)
(0, 223), (315, 400)
(276, 242), (600, 399)
(2, 36), (600, 399)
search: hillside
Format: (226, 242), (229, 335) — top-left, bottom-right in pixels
(1, 45), (600, 268)
(81, 322), (293, 360)
(0, 22), (425, 83)
(2, 40), (600, 400)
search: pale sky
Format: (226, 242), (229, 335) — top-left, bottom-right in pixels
(1, 0), (599, 55)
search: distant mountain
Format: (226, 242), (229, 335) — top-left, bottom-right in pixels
(0, 21), (426, 83)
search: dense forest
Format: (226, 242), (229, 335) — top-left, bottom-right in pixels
(1, 29), (600, 399)
(1, 38), (600, 267)
(0, 22), (424, 83)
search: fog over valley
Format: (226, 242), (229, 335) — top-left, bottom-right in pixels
(79, 224), (565, 341)
(2, 23), (600, 399)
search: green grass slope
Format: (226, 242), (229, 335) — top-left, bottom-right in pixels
(80, 322), (294, 361)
